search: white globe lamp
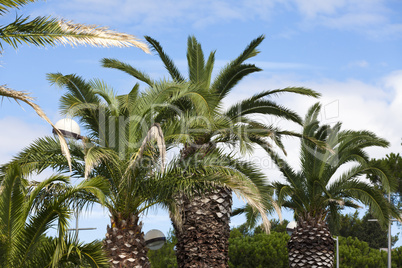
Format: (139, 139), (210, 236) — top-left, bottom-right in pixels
(53, 118), (82, 140)
(286, 221), (297, 236)
(144, 229), (166, 250)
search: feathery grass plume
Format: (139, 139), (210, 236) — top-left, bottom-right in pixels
(0, 85), (72, 171)
(58, 20), (151, 53)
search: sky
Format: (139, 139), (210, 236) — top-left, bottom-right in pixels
(1, 0), (402, 247)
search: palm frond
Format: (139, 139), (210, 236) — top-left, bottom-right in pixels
(90, 79), (120, 117)
(0, 16), (150, 51)
(0, 0), (35, 14)
(212, 63), (262, 99)
(232, 35), (265, 66)
(250, 87), (321, 101)
(211, 35), (265, 98)
(47, 73), (106, 139)
(5, 135), (84, 177)
(145, 35), (185, 82)
(154, 150), (272, 232)
(84, 146), (119, 180)
(226, 98), (303, 124)
(0, 85), (72, 171)
(101, 58), (154, 86)
(187, 36), (206, 85)
(126, 123), (166, 174)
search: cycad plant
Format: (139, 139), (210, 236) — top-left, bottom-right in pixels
(266, 103), (399, 268)
(0, 163), (109, 268)
(101, 35), (320, 267)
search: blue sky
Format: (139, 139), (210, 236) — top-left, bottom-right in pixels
(1, 0), (402, 247)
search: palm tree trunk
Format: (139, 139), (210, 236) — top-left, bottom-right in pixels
(104, 213), (150, 268)
(287, 216), (334, 267)
(172, 186), (232, 268)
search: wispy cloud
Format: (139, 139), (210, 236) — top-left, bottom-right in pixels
(0, 117), (48, 164)
(31, 0), (402, 39)
(292, 0), (402, 38)
(348, 60), (369, 68)
(41, 0), (275, 30)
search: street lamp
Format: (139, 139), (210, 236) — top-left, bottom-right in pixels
(368, 193), (397, 268)
(53, 118), (95, 242)
(53, 118), (83, 140)
(333, 236), (339, 268)
(144, 229), (166, 250)
(286, 221), (297, 236)
(286, 221), (339, 268)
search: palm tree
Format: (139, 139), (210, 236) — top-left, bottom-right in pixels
(7, 68), (282, 268)
(265, 103), (399, 268)
(101, 35), (320, 267)
(0, 163), (109, 268)
(7, 73), (222, 267)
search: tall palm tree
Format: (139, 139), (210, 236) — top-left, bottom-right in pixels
(8, 69), (280, 268)
(101, 35), (320, 267)
(7, 73), (223, 267)
(265, 103), (399, 268)
(0, 163), (109, 268)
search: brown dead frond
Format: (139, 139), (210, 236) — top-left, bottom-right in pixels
(58, 20), (151, 53)
(0, 85), (72, 171)
(126, 123), (166, 174)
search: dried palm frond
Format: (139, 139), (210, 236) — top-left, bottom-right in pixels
(126, 123), (166, 174)
(0, 85), (72, 171)
(58, 20), (150, 53)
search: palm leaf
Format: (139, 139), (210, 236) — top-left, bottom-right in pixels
(0, 0), (35, 14)
(0, 15), (150, 52)
(0, 85), (72, 171)
(101, 58), (154, 86)
(212, 63), (262, 99)
(145, 35), (185, 82)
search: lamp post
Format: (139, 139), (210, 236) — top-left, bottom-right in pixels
(286, 221), (340, 268)
(368, 193), (397, 268)
(53, 118), (95, 242)
(333, 236), (339, 268)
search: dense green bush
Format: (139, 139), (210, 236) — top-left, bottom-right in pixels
(228, 229), (289, 268)
(337, 236), (387, 268)
(148, 227), (402, 268)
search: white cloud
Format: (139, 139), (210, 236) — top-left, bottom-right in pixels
(291, 0), (402, 38)
(225, 70), (402, 179)
(0, 117), (48, 164)
(29, 0), (402, 39)
(348, 60), (369, 68)
(292, 0), (347, 19)
(41, 0), (278, 31)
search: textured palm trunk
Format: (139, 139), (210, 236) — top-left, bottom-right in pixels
(104, 213), (150, 268)
(172, 186), (232, 268)
(287, 216), (334, 268)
